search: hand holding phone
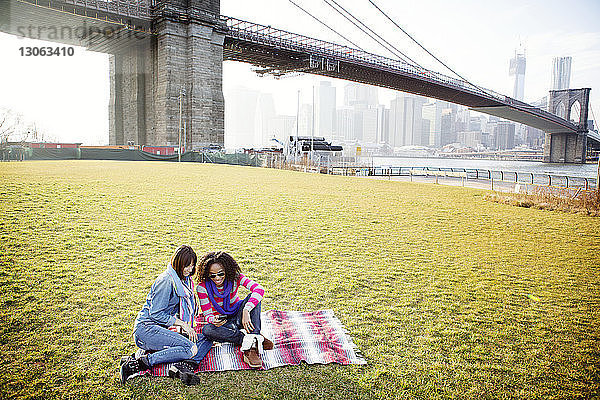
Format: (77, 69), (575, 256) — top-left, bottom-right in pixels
(213, 314), (227, 326)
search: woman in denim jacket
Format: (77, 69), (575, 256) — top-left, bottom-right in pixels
(120, 245), (212, 385)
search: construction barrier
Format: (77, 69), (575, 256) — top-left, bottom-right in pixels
(22, 148), (260, 166)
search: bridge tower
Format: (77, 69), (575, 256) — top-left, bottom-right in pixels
(543, 88), (590, 163)
(109, 0), (225, 149)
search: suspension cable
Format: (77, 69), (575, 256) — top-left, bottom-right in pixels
(532, 96), (548, 107)
(367, 0), (483, 92)
(322, 0), (421, 68)
(286, 0), (365, 50)
(590, 101), (599, 131)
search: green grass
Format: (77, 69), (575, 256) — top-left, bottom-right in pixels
(1, 160), (599, 399)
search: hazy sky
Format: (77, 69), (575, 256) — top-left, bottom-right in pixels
(0, 0), (599, 145)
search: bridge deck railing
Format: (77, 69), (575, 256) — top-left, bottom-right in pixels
(61, 0), (150, 19)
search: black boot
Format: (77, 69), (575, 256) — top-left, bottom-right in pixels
(168, 360), (201, 386)
(120, 354), (150, 384)
(120, 354), (134, 366)
(120, 349), (154, 366)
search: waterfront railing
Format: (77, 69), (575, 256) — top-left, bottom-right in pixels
(329, 166), (598, 190)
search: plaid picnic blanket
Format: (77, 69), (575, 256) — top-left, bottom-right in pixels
(147, 309), (366, 375)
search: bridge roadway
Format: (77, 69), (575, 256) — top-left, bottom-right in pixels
(2, 0), (598, 151)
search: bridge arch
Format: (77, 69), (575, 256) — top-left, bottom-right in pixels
(545, 88), (591, 163)
(569, 100), (581, 125)
(555, 101), (566, 119)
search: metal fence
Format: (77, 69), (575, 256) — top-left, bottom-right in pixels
(329, 166), (598, 190)
(18, 147), (260, 166)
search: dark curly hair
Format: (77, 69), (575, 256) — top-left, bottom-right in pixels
(196, 251), (241, 284)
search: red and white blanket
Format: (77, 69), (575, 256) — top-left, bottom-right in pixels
(147, 309), (366, 375)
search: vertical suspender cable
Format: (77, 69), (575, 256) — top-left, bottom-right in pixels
(323, 0), (421, 68)
(367, 0), (484, 93)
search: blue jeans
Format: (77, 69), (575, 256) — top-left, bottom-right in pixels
(133, 323), (212, 366)
(202, 295), (262, 346)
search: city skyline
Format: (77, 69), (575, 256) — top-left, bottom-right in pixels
(224, 79), (546, 153)
(0, 0), (599, 146)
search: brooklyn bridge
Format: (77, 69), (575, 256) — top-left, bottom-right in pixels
(1, 0), (597, 163)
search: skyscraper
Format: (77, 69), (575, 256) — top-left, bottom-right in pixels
(344, 83), (378, 108)
(389, 94), (425, 147)
(225, 86), (259, 148)
(495, 121), (515, 150)
(362, 108), (378, 144)
(336, 108), (352, 141)
(509, 50), (526, 100)
(440, 109), (455, 146)
(422, 100), (449, 148)
(339, 83), (379, 143)
(551, 56), (572, 90)
(315, 81), (336, 141)
(376, 105), (390, 145)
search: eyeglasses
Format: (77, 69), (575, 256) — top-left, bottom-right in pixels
(209, 271), (225, 279)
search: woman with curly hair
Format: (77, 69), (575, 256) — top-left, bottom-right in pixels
(196, 251), (273, 368)
(120, 245), (212, 385)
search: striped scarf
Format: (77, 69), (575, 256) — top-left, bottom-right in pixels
(166, 264), (197, 328)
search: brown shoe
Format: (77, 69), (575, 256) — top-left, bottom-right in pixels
(261, 336), (274, 350)
(243, 346), (262, 368)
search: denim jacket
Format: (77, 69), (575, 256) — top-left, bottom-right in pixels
(134, 270), (180, 329)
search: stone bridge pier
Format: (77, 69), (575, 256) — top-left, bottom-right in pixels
(543, 88), (590, 163)
(109, 0), (224, 149)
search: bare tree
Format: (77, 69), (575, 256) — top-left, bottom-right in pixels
(0, 107), (23, 143)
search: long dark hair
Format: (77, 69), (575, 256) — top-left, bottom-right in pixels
(171, 245), (197, 279)
(197, 251), (241, 284)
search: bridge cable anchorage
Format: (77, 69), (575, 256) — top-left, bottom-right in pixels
(366, 0), (485, 94)
(286, 0), (365, 50)
(321, 0), (422, 68)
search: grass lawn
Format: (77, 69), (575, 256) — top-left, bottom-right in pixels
(1, 160), (599, 399)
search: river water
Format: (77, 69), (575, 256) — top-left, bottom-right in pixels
(361, 156), (598, 178)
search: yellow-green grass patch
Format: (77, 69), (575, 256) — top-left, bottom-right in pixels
(1, 160), (599, 399)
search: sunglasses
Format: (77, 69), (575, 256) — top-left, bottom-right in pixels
(209, 271), (225, 279)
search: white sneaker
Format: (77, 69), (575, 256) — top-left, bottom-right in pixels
(241, 333), (255, 351)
